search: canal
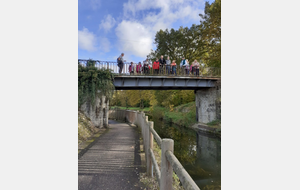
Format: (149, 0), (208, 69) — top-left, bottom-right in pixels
(149, 116), (221, 190)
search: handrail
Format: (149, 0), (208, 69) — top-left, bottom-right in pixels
(166, 150), (200, 190)
(109, 109), (201, 190)
(150, 149), (161, 186)
(78, 59), (220, 77)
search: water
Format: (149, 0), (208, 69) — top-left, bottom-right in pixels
(150, 117), (221, 190)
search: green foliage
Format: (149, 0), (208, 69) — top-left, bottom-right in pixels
(147, 0), (221, 68)
(199, 0), (221, 67)
(207, 119), (221, 126)
(78, 60), (115, 108)
(152, 102), (197, 128)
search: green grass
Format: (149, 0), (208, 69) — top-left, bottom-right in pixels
(206, 119), (221, 130)
(152, 102), (197, 128)
(110, 106), (150, 112)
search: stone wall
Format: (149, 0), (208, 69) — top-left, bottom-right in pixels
(195, 83), (221, 123)
(80, 96), (109, 128)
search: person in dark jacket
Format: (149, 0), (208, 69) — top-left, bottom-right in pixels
(158, 55), (166, 75)
(143, 59), (149, 75)
(117, 53), (125, 74)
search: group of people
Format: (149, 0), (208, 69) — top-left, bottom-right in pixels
(117, 53), (203, 76)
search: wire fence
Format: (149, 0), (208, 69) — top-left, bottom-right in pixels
(78, 59), (221, 77)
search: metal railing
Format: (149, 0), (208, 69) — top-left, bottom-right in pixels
(78, 59), (220, 77)
(109, 109), (200, 190)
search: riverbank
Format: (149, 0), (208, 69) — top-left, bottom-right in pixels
(151, 102), (221, 138)
(111, 102), (221, 138)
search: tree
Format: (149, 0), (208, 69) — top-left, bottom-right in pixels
(147, 0), (221, 68)
(199, 0), (221, 68)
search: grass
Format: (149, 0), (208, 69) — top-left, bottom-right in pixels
(152, 102), (197, 128)
(206, 119), (221, 131)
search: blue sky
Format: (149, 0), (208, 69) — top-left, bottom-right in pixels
(78, 0), (214, 63)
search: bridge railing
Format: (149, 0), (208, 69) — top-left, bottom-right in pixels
(78, 59), (220, 77)
(109, 109), (200, 190)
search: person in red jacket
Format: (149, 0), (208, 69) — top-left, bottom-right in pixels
(153, 58), (160, 75)
(128, 62), (134, 75)
(136, 62), (142, 75)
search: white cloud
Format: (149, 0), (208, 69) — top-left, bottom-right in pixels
(115, 0), (204, 59)
(99, 14), (116, 32)
(115, 20), (153, 58)
(78, 27), (97, 52)
(96, 0), (205, 60)
(99, 37), (112, 52)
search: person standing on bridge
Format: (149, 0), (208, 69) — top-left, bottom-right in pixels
(128, 62), (134, 75)
(153, 58), (160, 75)
(185, 59), (190, 76)
(171, 60), (177, 76)
(136, 62), (142, 75)
(143, 59), (149, 75)
(117, 53), (126, 74)
(165, 56), (171, 75)
(180, 57), (186, 76)
(193, 59), (200, 76)
(159, 55), (166, 75)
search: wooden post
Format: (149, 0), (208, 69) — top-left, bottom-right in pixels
(107, 62), (109, 69)
(160, 139), (174, 190)
(147, 121), (154, 177)
(145, 118), (149, 176)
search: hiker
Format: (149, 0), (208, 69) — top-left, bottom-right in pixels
(165, 56), (171, 75)
(193, 59), (200, 76)
(179, 57), (186, 75)
(153, 58), (160, 75)
(191, 60), (195, 75)
(185, 59), (190, 76)
(171, 60), (177, 76)
(143, 60), (149, 75)
(158, 55), (166, 75)
(128, 62), (134, 75)
(117, 53), (125, 74)
(136, 62), (142, 74)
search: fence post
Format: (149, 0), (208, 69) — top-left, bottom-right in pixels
(147, 121), (154, 177)
(145, 116), (149, 176)
(160, 138), (174, 190)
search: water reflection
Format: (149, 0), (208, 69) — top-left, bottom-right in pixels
(150, 116), (221, 190)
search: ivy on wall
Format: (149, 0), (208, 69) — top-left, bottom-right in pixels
(78, 60), (115, 108)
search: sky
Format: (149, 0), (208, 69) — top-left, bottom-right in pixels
(78, 0), (214, 63)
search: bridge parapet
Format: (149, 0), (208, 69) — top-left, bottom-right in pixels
(78, 59), (220, 78)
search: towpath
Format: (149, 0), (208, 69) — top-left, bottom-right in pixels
(78, 120), (146, 190)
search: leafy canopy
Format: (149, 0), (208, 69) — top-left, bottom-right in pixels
(147, 0), (221, 68)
